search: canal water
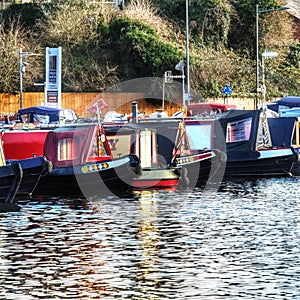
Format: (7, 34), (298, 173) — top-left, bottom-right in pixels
(0, 177), (299, 299)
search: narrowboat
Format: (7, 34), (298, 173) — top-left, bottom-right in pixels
(32, 124), (141, 197)
(105, 118), (226, 190)
(218, 109), (299, 177)
(3, 106), (141, 198)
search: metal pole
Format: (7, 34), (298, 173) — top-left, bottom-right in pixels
(19, 48), (23, 109)
(185, 0), (190, 104)
(162, 76), (165, 111)
(255, 5), (289, 110)
(132, 101), (138, 123)
(261, 54), (266, 109)
(182, 65), (185, 109)
(255, 4), (259, 110)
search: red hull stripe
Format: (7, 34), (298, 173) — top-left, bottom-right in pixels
(133, 179), (178, 188)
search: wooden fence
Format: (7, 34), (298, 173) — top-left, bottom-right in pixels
(0, 92), (183, 118)
(0, 92), (256, 120)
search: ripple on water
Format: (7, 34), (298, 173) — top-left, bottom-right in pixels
(0, 177), (299, 299)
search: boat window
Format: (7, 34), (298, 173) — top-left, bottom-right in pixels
(20, 114), (29, 123)
(58, 137), (80, 161)
(106, 134), (131, 158)
(186, 124), (212, 150)
(0, 144), (5, 166)
(226, 117), (252, 143)
(33, 114), (50, 124)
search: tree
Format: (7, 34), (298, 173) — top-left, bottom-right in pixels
(228, 0), (293, 58)
(36, 1), (119, 91)
(0, 18), (43, 93)
(151, 0), (233, 49)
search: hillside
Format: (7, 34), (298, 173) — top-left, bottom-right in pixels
(0, 0), (299, 102)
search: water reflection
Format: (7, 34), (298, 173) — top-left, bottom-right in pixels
(0, 177), (299, 299)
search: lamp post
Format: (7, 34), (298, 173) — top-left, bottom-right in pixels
(261, 50), (278, 109)
(185, 0), (190, 104)
(255, 5), (289, 109)
(19, 48), (37, 109)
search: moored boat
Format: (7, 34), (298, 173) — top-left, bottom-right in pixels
(218, 109), (299, 177)
(266, 95), (300, 175)
(104, 121), (181, 190)
(33, 124), (141, 197)
(187, 102), (236, 118)
(105, 117), (226, 190)
(3, 103), (141, 197)
(267, 95), (300, 117)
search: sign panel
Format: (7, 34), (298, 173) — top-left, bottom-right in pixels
(45, 47), (62, 108)
(222, 85), (232, 95)
(47, 91), (58, 104)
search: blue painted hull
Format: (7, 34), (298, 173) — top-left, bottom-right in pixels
(224, 148), (298, 177)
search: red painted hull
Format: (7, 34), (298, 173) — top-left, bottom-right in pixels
(2, 130), (49, 160)
(133, 178), (179, 189)
(132, 167), (179, 190)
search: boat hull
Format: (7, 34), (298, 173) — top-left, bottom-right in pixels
(175, 151), (226, 187)
(0, 163), (22, 204)
(133, 168), (179, 190)
(224, 149), (297, 177)
(34, 155), (140, 198)
(292, 148), (300, 176)
(8, 157), (51, 196)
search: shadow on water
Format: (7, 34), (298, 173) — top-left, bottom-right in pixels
(0, 177), (299, 299)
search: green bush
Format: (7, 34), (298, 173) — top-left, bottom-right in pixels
(108, 17), (183, 77)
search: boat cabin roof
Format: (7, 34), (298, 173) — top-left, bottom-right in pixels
(267, 96), (300, 113)
(17, 106), (77, 124)
(187, 102), (236, 117)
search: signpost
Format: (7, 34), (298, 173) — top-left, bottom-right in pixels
(222, 84), (232, 104)
(45, 47), (62, 109)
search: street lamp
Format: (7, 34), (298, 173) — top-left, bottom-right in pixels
(19, 48), (38, 109)
(162, 70), (173, 111)
(175, 60), (185, 108)
(261, 50), (278, 109)
(162, 63), (185, 111)
(255, 4), (289, 109)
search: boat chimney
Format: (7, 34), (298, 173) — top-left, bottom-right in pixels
(132, 101), (138, 123)
(157, 109), (163, 118)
